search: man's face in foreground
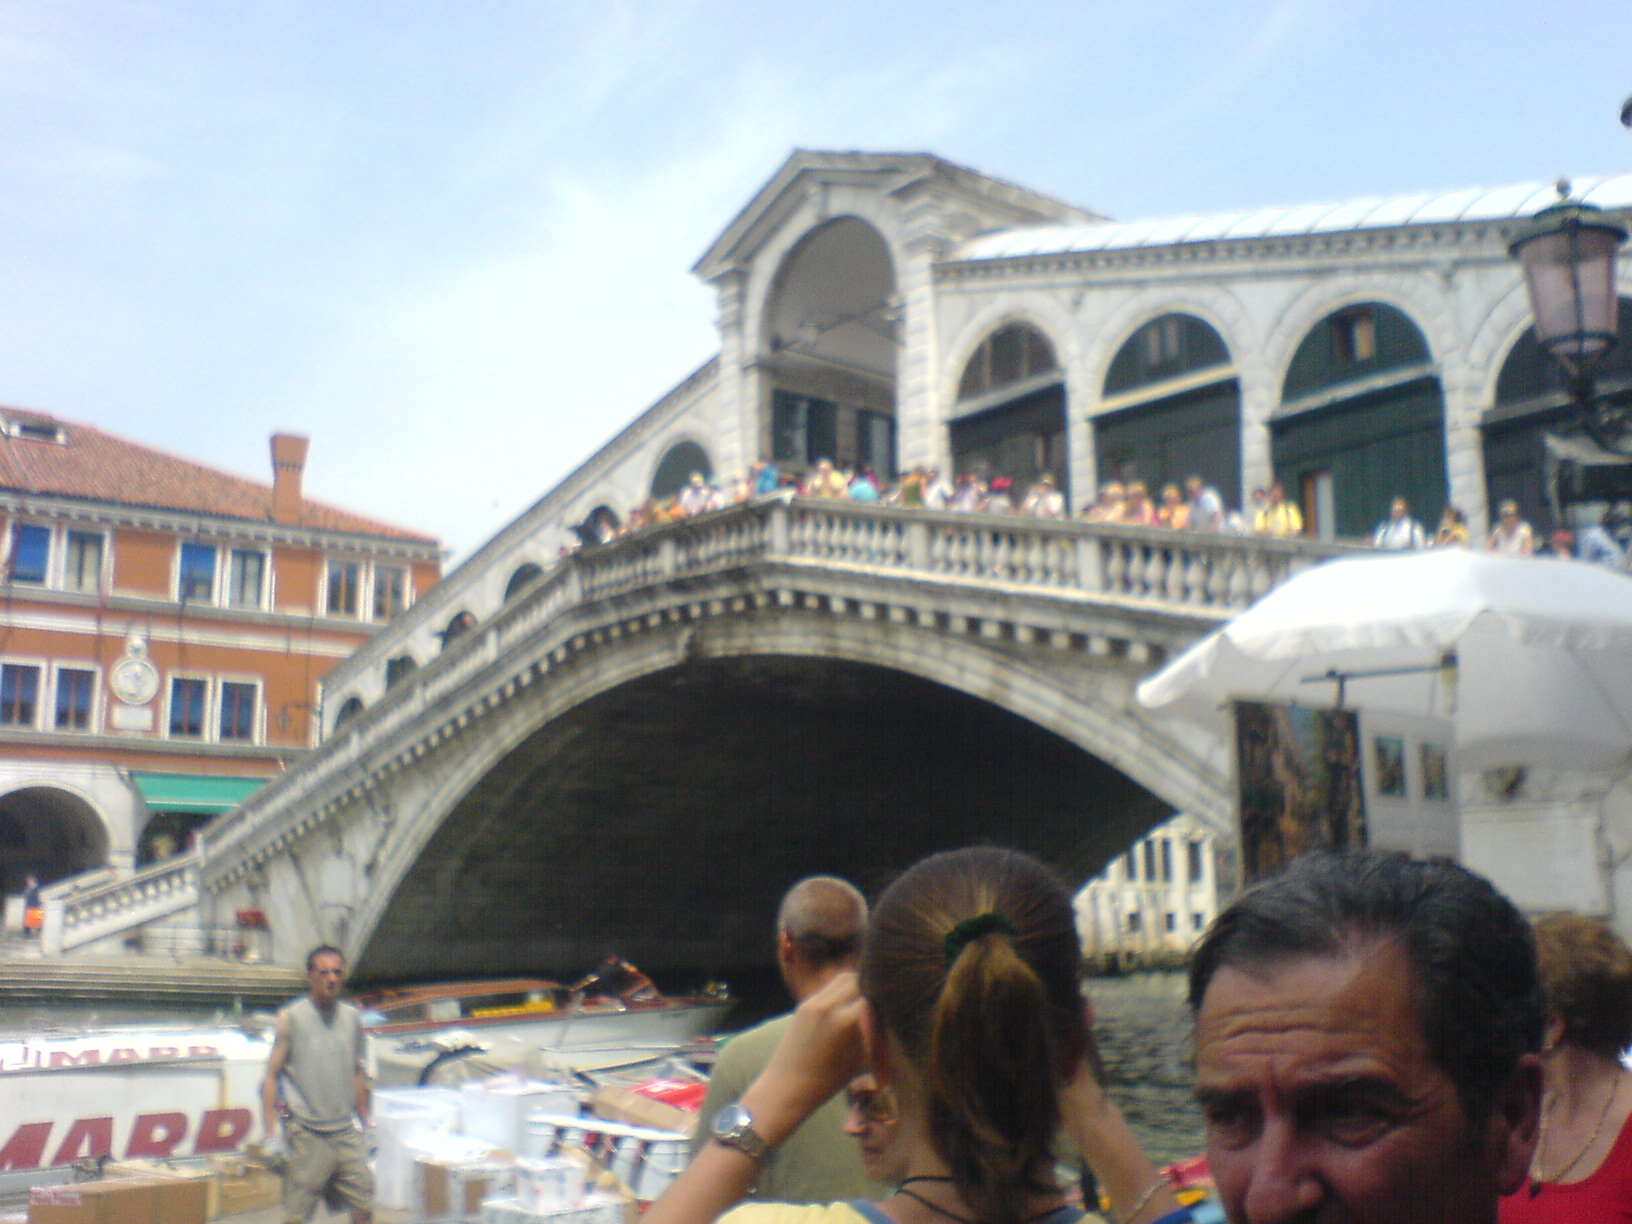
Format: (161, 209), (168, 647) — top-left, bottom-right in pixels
(1194, 941), (1535, 1224)
(307, 951), (346, 1007)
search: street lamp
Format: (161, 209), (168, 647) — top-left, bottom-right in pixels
(1508, 181), (1630, 453)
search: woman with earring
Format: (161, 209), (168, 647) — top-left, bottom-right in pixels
(646, 846), (1191, 1224)
(1502, 912), (1632, 1221)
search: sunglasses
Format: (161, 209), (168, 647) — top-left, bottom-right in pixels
(845, 1088), (897, 1123)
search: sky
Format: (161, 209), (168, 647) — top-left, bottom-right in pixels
(3, 1), (1630, 564)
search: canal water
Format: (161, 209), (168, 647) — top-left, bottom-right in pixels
(1086, 971), (1202, 1167)
(0, 970), (1203, 1169)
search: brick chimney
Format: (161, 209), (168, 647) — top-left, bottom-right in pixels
(270, 433), (310, 525)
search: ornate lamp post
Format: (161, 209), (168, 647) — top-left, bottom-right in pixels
(1508, 182), (1629, 453)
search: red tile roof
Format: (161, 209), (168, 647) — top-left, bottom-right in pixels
(0, 408), (438, 545)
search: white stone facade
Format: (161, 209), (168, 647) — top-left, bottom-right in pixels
(1075, 813), (1224, 969)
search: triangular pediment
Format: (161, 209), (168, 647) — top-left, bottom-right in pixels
(692, 149), (1103, 282)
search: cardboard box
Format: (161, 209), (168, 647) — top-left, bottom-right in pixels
(586, 1087), (693, 1139)
(481, 1192), (624, 1224)
(460, 1078), (578, 1151)
(28, 1176), (208, 1224)
(513, 1157), (584, 1212)
(419, 1156), (516, 1220)
(373, 1087), (465, 1211)
(102, 1160), (220, 1220)
(213, 1168), (282, 1218)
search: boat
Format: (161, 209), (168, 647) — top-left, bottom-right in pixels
(0, 1023), (273, 1189)
(0, 977), (730, 1181)
(358, 977), (731, 1055)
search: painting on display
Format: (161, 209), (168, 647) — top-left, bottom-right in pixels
(1421, 742), (1450, 801)
(1375, 736), (1406, 798)
(1235, 700), (1366, 884)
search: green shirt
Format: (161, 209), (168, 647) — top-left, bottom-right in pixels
(694, 1014), (887, 1204)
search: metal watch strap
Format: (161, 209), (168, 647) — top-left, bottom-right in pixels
(711, 1104), (773, 1162)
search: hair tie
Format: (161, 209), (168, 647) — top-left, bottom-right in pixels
(943, 912), (1017, 965)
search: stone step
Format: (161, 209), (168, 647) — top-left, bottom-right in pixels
(0, 949), (303, 1007)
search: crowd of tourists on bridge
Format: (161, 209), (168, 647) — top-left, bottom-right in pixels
(579, 463), (1259, 547)
(575, 460), (1632, 569)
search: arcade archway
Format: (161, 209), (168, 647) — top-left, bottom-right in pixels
(0, 786), (108, 892)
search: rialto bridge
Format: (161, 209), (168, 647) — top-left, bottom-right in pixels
(45, 146), (1632, 980)
(48, 500), (1351, 982)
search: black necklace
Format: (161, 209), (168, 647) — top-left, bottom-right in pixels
(893, 1183), (1065, 1224)
(896, 1187), (979, 1224)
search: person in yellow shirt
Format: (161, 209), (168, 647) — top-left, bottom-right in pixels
(1253, 481), (1304, 537)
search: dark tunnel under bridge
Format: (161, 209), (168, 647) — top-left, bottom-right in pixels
(355, 655), (1174, 989)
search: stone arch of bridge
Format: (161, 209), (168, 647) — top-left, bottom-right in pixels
(343, 602), (1227, 975)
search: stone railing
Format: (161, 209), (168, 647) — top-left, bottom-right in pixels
(45, 851), (202, 954)
(575, 496), (1351, 609)
(200, 498), (1355, 891)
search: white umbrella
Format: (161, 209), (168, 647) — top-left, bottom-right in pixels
(1136, 549), (1632, 771)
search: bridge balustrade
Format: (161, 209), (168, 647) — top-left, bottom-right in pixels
(46, 850), (202, 955)
(570, 496), (1346, 606)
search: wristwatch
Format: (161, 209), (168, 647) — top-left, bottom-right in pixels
(710, 1102), (773, 1162)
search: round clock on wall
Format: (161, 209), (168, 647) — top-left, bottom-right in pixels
(110, 656), (159, 706)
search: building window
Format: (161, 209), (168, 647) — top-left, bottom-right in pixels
(1124, 850), (1138, 882)
(326, 560), (360, 617)
(385, 655), (418, 688)
(440, 610), (477, 650)
(219, 681), (258, 742)
(1332, 308), (1377, 365)
(958, 323), (1058, 401)
(227, 549), (266, 609)
(179, 543), (217, 603)
(1126, 911), (1142, 933)
(1165, 912), (1177, 932)
(168, 677), (207, 738)
(856, 409), (896, 477)
(1159, 838), (1173, 883)
(0, 663), (41, 726)
(1142, 839), (1157, 882)
(1193, 913), (1207, 932)
(8, 524), (49, 585)
(64, 531), (104, 594)
(771, 391), (839, 467)
(1187, 840), (1205, 884)
(1142, 315), (1184, 369)
(373, 566), (407, 622)
(54, 667), (94, 731)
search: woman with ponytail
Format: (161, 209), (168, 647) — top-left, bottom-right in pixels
(647, 846), (1191, 1224)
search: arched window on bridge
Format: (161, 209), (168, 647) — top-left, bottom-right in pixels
(762, 217), (899, 479)
(1096, 313), (1240, 514)
(504, 563), (545, 601)
(652, 443), (713, 502)
(950, 322), (1065, 504)
(333, 696), (365, 729)
(439, 610), (477, 652)
(384, 655), (418, 689)
(1276, 302), (1443, 540)
(1486, 296), (1632, 535)
(572, 505), (622, 548)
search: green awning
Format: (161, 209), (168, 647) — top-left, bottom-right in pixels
(132, 772), (267, 815)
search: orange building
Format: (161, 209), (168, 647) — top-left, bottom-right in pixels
(0, 408), (440, 905)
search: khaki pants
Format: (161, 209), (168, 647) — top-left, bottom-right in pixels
(283, 1119), (372, 1222)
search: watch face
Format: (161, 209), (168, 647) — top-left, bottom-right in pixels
(711, 1102), (750, 1138)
